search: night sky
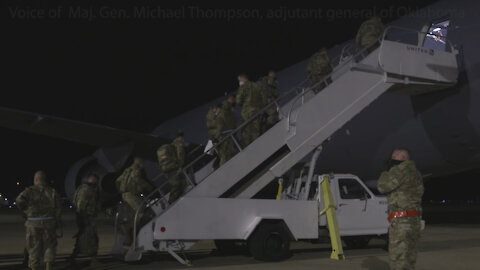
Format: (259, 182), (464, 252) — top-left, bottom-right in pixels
(3, 0), (475, 203)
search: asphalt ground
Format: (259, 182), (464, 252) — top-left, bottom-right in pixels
(1, 208), (479, 270)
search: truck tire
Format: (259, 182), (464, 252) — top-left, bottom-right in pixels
(343, 236), (370, 249)
(248, 222), (291, 261)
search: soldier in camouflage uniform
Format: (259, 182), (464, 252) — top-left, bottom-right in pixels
(116, 157), (155, 245)
(215, 95), (238, 166)
(257, 70), (280, 131)
(306, 47), (332, 93)
(206, 103), (222, 140)
(15, 171), (62, 270)
(236, 73), (267, 147)
(377, 148), (424, 270)
(68, 173), (102, 266)
(167, 132), (186, 203)
(355, 16), (385, 53)
(157, 132), (186, 203)
(206, 104), (222, 169)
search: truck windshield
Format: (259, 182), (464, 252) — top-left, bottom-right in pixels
(338, 178), (369, 199)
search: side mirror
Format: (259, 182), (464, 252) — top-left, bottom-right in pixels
(360, 192), (370, 201)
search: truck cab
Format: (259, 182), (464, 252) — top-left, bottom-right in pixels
(282, 171), (390, 248)
(327, 174), (388, 236)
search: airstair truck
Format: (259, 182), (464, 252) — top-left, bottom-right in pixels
(112, 26), (458, 264)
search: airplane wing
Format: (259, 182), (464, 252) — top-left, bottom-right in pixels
(0, 106), (170, 157)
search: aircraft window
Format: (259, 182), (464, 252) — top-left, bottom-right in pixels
(422, 19), (450, 51)
(338, 178), (368, 200)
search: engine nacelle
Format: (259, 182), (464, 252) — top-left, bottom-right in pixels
(64, 156), (122, 206)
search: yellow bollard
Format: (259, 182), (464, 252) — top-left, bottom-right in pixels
(276, 178), (283, 200)
(320, 175), (345, 260)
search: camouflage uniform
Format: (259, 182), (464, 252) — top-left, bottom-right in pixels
(117, 163), (155, 212)
(206, 107), (221, 169)
(16, 183), (62, 270)
(71, 183), (101, 258)
(206, 106), (220, 140)
(257, 76), (279, 131)
(215, 100), (238, 166)
(236, 81), (267, 146)
(116, 163), (155, 245)
(355, 16), (384, 52)
(306, 51), (332, 93)
(166, 137), (186, 203)
(377, 160), (424, 270)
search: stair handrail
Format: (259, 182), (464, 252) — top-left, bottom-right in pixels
(286, 36), (383, 130)
(122, 24), (460, 256)
(178, 79), (310, 185)
(178, 33), (385, 188)
(130, 180), (171, 251)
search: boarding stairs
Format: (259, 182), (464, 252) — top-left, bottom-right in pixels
(112, 26), (459, 263)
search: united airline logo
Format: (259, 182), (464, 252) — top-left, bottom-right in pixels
(406, 46), (435, 56)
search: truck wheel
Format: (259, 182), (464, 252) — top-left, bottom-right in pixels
(248, 222), (291, 261)
(343, 236), (370, 249)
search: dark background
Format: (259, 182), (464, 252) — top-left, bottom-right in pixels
(2, 0), (477, 207)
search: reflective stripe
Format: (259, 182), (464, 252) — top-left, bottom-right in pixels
(388, 210), (421, 222)
(27, 217), (54, 221)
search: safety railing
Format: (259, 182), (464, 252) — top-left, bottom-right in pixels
(131, 180), (171, 251)
(120, 142), (206, 252)
(286, 35), (384, 130)
(177, 32), (388, 190)
(122, 26), (382, 251)
(119, 24), (460, 254)
(177, 78), (309, 187)
(286, 25), (459, 130)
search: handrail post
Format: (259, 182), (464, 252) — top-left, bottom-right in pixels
(182, 170), (195, 187)
(230, 134), (242, 151)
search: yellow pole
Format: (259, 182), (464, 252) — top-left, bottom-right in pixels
(276, 178), (283, 200)
(320, 175), (345, 260)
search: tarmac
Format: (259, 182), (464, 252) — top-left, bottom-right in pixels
(1, 208), (479, 270)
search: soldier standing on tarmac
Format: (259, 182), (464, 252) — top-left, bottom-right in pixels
(68, 173), (102, 267)
(16, 171), (62, 270)
(377, 148), (424, 270)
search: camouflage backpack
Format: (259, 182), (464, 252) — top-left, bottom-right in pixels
(115, 169), (130, 194)
(157, 143), (179, 173)
(115, 166), (140, 194)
